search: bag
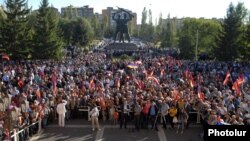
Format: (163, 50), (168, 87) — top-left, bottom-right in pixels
(173, 116), (178, 123)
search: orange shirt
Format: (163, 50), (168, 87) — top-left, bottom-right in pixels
(114, 112), (119, 119)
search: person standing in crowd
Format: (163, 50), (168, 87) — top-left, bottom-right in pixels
(141, 99), (151, 129)
(89, 103), (100, 131)
(168, 105), (178, 129)
(176, 108), (189, 134)
(56, 99), (67, 127)
(184, 99), (191, 128)
(160, 100), (169, 129)
(119, 99), (129, 129)
(134, 101), (142, 131)
(149, 101), (159, 131)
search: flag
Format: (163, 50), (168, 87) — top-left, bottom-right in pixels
(189, 74), (195, 88)
(197, 73), (203, 85)
(134, 78), (141, 89)
(135, 60), (142, 65)
(147, 76), (160, 85)
(114, 78), (120, 88)
(198, 86), (205, 101)
(160, 68), (165, 77)
(223, 70), (231, 85)
(149, 69), (154, 76)
(173, 88), (180, 101)
(127, 63), (138, 69)
(89, 79), (95, 90)
(232, 74), (245, 95)
(2, 54), (10, 61)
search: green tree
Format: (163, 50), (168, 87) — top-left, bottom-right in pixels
(139, 7), (154, 41)
(154, 13), (163, 44)
(178, 19), (195, 59)
(139, 7), (147, 38)
(91, 14), (101, 38)
(72, 18), (94, 48)
(213, 2), (247, 61)
(33, 0), (63, 59)
(161, 14), (176, 48)
(0, 0), (30, 59)
(59, 18), (74, 45)
(244, 14), (250, 60)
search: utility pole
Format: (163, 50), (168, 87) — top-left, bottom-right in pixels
(195, 30), (199, 61)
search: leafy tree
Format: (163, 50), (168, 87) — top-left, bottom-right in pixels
(33, 0), (63, 60)
(72, 18), (94, 48)
(139, 7), (154, 41)
(91, 14), (101, 38)
(161, 14), (176, 48)
(244, 14), (250, 60)
(0, 0), (30, 59)
(59, 18), (74, 45)
(213, 2), (247, 61)
(154, 13), (163, 44)
(178, 19), (195, 59)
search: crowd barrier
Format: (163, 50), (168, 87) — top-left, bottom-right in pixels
(6, 107), (199, 140)
(9, 118), (42, 141)
(77, 106), (200, 124)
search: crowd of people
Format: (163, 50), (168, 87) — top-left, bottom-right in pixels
(0, 40), (250, 140)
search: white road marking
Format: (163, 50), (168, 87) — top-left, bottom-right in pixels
(158, 127), (167, 141)
(95, 126), (105, 141)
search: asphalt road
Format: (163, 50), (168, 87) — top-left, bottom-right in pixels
(30, 119), (203, 141)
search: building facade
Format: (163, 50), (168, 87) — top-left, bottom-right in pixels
(61, 5), (94, 19)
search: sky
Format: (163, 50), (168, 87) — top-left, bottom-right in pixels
(0, 0), (249, 24)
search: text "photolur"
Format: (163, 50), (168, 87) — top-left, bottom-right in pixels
(208, 129), (247, 136)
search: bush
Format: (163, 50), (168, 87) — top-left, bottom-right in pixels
(120, 54), (131, 60)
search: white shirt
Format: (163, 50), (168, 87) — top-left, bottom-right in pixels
(57, 102), (67, 115)
(90, 107), (99, 117)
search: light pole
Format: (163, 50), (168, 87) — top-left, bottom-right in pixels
(195, 30), (199, 61)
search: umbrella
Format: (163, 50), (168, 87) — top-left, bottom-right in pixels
(127, 63), (138, 69)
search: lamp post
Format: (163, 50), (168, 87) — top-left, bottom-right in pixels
(195, 30), (199, 61)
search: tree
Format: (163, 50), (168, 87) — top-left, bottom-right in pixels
(178, 19), (195, 59)
(72, 18), (94, 48)
(33, 0), (63, 59)
(139, 7), (154, 41)
(154, 13), (164, 44)
(213, 2), (247, 61)
(0, 0), (30, 59)
(91, 14), (101, 38)
(161, 14), (176, 48)
(244, 13), (250, 60)
(59, 18), (74, 45)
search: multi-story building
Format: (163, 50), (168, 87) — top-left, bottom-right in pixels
(61, 5), (94, 19)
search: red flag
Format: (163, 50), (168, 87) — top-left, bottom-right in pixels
(134, 78), (141, 89)
(198, 86), (205, 101)
(232, 82), (241, 95)
(197, 73), (203, 85)
(189, 74), (195, 88)
(173, 88), (180, 101)
(160, 68), (165, 77)
(89, 79), (95, 90)
(185, 68), (190, 79)
(147, 76), (160, 85)
(223, 71), (231, 85)
(114, 78), (120, 88)
(149, 69), (154, 76)
(2, 54), (10, 61)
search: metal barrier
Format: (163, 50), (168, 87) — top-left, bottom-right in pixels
(10, 118), (42, 141)
(78, 106), (90, 121)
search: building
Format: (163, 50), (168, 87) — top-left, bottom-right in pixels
(61, 5), (94, 19)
